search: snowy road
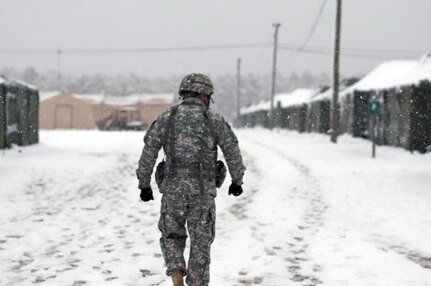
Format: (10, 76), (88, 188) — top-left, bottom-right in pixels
(1, 129), (431, 286)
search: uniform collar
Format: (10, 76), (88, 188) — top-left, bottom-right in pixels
(182, 97), (206, 106)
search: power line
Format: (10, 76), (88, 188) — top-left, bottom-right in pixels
(279, 44), (429, 59)
(0, 43), (269, 54)
(291, 0), (328, 55)
(0, 42), (427, 59)
(281, 43), (428, 55)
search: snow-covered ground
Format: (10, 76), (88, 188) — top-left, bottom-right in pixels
(1, 129), (430, 286)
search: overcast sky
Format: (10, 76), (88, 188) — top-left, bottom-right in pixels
(1, 0), (430, 78)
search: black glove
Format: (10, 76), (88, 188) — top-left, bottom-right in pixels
(140, 187), (154, 202)
(228, 183), (243, 197)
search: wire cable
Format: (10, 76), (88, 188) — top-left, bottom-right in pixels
(0, 42), (427, 60)
(291, 0), (328, 56)
(279, 43), (429, 60)
(0, 43), (270, 54)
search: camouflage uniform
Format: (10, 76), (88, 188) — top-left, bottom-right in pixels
(136, 74), (245, 285)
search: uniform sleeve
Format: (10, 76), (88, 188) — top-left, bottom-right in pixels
(214, 115), (246, 185)
(135, 113), (168, 189)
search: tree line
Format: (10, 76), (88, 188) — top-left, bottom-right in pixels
(1, 66), (331, 120)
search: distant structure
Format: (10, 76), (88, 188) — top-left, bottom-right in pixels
(39, 92), (176, 130)
(238, 55), (431, 153)
(0, 76), (39, 149)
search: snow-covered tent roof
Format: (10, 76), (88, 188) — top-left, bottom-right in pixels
(9, 78), (38, 90)
(0, 76), (38, 90)
(240, 88), (318, 115)
(342, 55), (431, 95)
(240, 99), (270, 115)
(94, 93), (175, 106)
(99, 93), (175, 106)
(39, 91), (62, 102)
(275, 88), (318, 107)
(72, 94), (104, 105)
(311, 87), (332, 102)
(40, 92), (175, 105)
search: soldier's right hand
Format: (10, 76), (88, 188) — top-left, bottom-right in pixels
(140, 187), (154, 202)
(228, 183), (243, 197)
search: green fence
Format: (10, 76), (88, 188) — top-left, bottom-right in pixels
(0, 77), (39, 149)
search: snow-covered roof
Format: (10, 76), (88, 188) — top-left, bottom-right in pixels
(240, 99), (270, 115)
(73, 94), (104, 105)
(240, 88), (318, 115)
(39, 91), (62, 102)
(276, 88), (318, 107)
(40, 92), (175, 106)
(9, 78), (38, 90)
(311, 88), (332, 102)
(343, 55), (431, 94)
(100, 93), (175, 106)
(0, 76), (38, 90)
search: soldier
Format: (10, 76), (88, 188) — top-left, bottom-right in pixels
(136, 73), (246, 286)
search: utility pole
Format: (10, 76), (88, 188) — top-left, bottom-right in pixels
(330, 0), (342, 143)
(57, 49), (62, 91)
(236, 58), (242, 119)
(269, 23), (281, 130)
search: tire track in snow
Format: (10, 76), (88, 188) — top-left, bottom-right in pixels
(374, 240), (431, 270)
(242, 135), (328, 285)
(243, 133), (431, 279)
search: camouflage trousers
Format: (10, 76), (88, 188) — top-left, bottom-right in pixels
(159, 193), (216, 286)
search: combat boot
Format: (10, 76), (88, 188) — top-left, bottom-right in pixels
(171, 269), (184, 286)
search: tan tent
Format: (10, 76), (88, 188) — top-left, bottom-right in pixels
(39, 92), (175, 130)
(39, 92), (96, 129)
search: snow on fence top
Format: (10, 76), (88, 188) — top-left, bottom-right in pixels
(342, 55), (431, 95)
(240, 88), (318, 115)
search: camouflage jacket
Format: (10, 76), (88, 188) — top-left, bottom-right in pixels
(136, 97), (246, 196)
